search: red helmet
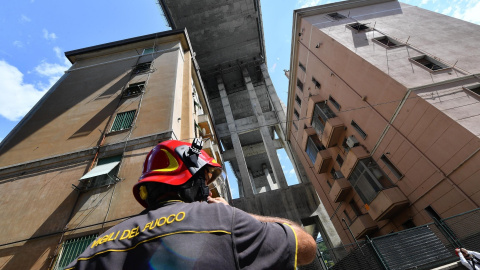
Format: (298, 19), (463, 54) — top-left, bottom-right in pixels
(133, 139), (222, 207)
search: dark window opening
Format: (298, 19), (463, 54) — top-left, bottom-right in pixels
(348, 158), (394, 204)
(373, 36), (402, 48)
(328, 95), (341, 111)
(336, 154), (344, 167)
(328, 12), (347, 20)
(133, 62), (152, 74)
(297, 79), (304, 91)
(349, 200), (362, 217)
(351, 120), (367, 139)
(331, 168), (344, 179)
(299, 62), (306, 72)
(381, 154), (403, 179)
(312, 77), (321, 88)
(311, 102), (336, 134)
(410, 55), (449, 71)
(402, 219), (416, 230)
(466, 84), (480, 95)
(425, 206), (442, 221)
(294, 109), (300, 119)
(306, 135), (324, 164)
(292, 120), (298, 130)
(326, 178), (332, 188)
(348, 22), (370, 32)
(122, 82), (145, 98)
(295, 95), (302, 106)
(110, 110), (136, 132)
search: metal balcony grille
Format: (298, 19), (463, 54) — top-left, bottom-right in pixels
(312, 102), (336, 134)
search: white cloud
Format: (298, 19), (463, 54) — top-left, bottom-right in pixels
(13, 41), (23, 48)
(42, 29), (57, 41)
(288, 169), (295, 175)
(35, 47), (70, 90)
(460, 0), (480, 24)
(296, 0), (338, 8)
(0, 60), (48, 121)
(441, 6), (452, 14)
(270, 62), (277, 73)
(420, 0), (430, 5)
(20, 15), (31, 23)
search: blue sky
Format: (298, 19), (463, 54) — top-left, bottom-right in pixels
(0, 0), (478, 198)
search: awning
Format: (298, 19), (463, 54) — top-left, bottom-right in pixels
(79, 161), (120, 180)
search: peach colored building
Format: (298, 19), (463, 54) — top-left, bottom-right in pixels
(0, 30), (227, 269)
(287, 0), (480, 246)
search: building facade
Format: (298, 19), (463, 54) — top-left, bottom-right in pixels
(287, 0), (480, 245)
(0, 30), (227, 269)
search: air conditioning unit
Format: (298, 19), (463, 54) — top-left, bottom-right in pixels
(334, 171), (344, 179)
(346, 135), (359, 148)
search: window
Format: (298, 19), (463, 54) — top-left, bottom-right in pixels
(331, 168), (344, 179)
(465, 84), (480, 95)
(425, 206), (442, 221)
(294, 109), (300, 119)
(348, 158), (394, 204)
(292, 120), (298, 130)
(372, 36), (403, 48)
(347, 22), (370, 32)
(142, 47), (154, 55)
(336, 154), (344, 167)
(328, 95), (341, 111)
(295, 95), (302, 106)
(133, 62), (152, 74)
(311, 102), (336, 134)
(381, 154), (403, 179)
(351, 120), (367, 139)
(53, 234), (98, 270)
(297, 79), (304, 91)
(326, 178), (332, 188)
(79, 155), (122, 190)
(328, 12), (346, 20)
(299, 62), (306, 72)
(306, 135), (324, 164)
(349, 200), (362, 217)
(410, 55), (449, 71)
(312, 77), (321, 89)
(110, 110), (136, 132)
(122, 82), (145, 98)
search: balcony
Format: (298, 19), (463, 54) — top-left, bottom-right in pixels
(329, 178), (351, 203)
(321, 117), (345, 148)
(350, 214), (378, 239)
(198, 114), (213, 140)
(368, 187), (409, 221)
(314, 149), (332, 174)
(340, 146), (370, 178)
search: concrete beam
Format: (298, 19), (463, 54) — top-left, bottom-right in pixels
(217, 75), (254, 197)
(222, 139), (283, 161)
(215, 112), (278, 138)
(242, 67), (288, 189)
(260, 63), (287, 140)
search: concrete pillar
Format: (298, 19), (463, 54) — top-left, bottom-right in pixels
(242, 67), (288, 189)
(217, 75), (254, 197)
(248, 169), (259, 194)
(263, 164), (278, 190)
(260, 63), (287, 141)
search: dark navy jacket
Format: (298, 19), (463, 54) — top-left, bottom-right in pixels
(65, 200), (297, 269)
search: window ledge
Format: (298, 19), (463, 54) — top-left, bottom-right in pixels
(106, 128), (131, 136)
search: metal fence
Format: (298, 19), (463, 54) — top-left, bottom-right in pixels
(317, 208), (480, 270)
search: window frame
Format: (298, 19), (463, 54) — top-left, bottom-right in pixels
(348, 158), (394, 204)
(347, 22), (371, 32)
(122, 82), (145, 98)
(328, 95), (341, 111)
(351, 120), (367, 139)
(79, 155), (122, 191)
(132, 61), (152, 74)
(380, 154), (403, 179)
(53, 234), (98, 270)
(305, 135), (324, 164)
(409, 55), (450, 72)
(110, 110), (137, 133)
(464, 84), (480, 96)
(312, 77), (321, 89)
(297, 78), (304, 91)
(299, 62), (306, 72)
(311, 101), (336, 134)
(295, 94), (302, 107)
(327, 12), (347, 20)
(142, 47), (155, 55)
(372, 36), (404, 49)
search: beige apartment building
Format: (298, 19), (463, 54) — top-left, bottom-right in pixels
(287, 0), (480, 245)
(0, 29), (226, 269)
